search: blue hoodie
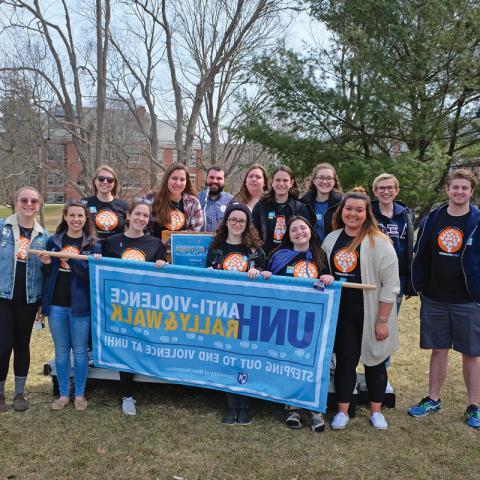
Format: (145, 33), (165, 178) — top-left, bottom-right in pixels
(42, 232), (101, 316)
(372, 200), (414, 280)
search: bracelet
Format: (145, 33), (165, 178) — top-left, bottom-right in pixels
(377, 316), (389, 324)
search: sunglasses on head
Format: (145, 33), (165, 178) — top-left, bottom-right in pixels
(19, 197), (40, 205)
(66, 199), (88, 207)
(97, 176), (115, 184)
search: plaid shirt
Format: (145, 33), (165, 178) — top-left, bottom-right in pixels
(144, 191), (204, 232)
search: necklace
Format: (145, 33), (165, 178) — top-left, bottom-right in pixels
(19, 225), (32, 238)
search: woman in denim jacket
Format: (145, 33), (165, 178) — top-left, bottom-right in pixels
(39, 200), (101, 412)
(0, 187), (48, 413)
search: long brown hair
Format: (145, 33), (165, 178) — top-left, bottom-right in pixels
(210, 209), (263, 251)
(265, 165), (299, 202)
(92, 164), (120, 197)
(332, 189), (387, 252)
(272, 215), (328, 271)
(308, 162), (342, 194)
(55, 200), (96, 240)
(233, 163), (268, 203)
(152, 163), (196, 227)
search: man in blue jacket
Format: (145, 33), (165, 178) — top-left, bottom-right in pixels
(197, 166), (233, 232)
(408, 169), (480, 429)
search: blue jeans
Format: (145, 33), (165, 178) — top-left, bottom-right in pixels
(48, 305), (90, 397)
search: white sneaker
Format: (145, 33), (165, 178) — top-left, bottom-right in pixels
(122, 396), (136, 416)
(370, 412), (388, 430)
(331, 412), (349, 429)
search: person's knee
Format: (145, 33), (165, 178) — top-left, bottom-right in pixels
(431, 348), (449, 357)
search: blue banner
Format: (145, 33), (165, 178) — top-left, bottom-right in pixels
(89, 257), (342, 412)
(170, 233), (214, 267)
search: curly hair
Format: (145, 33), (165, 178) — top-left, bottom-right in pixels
(210, 210), (263, 251)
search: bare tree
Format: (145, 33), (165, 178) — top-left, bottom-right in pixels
(0, 72), (47, 218)
(96, 0), (111, 168)
(132, 0), (290, 165)
(0, 0), (110, 194)
(108, 0), (166, 184)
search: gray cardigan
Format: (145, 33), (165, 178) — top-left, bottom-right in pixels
(322, 229), (400, 366)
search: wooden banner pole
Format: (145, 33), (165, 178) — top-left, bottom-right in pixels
(28, 249), (377, 290)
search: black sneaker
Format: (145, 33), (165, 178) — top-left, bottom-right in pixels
(310, 412), (325, 432)
(285, 409), (302, 429)
(237, 408), (251, 425)
(222, 407), (237, 425)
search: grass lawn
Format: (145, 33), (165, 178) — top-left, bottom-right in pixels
(0, 204), (63, 232)
(0, 298), (478, 479)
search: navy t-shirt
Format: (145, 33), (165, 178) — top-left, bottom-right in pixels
(103, 233), (166, 263)
(152, 199), (186, 238)
(276, 251), (320, 279)
(13, 227), (33, 302)
(84, 196), (128, 241)
(423, 209), (470, 303)
(330, 230), (363, 304)
(314, 200), (329, 242)
(206, 242), (261, 272)
(51, 235), (84, 307)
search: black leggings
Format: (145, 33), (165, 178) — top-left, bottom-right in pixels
(0, 298), (38, 381)
(119, 371), (134, 397)
(334, 302), (387, 404)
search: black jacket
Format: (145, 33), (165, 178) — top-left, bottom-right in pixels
(252, 196), (316, 256)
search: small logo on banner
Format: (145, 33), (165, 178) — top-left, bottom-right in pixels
(237, 372), (249, 385)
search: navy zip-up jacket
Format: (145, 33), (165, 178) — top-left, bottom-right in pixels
(41, 232), (101, 316)
(372, 200), (416, 296)
(411, 203), (480, 304)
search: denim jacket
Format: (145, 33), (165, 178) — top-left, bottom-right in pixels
(0, 214), (48, 303)
(41, 232), (101, 316)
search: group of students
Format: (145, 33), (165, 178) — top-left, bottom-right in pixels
(1, 160), (478, 432)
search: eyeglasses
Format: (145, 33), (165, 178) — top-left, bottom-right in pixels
(228, 218), (247, 226)
(376, 186), (396, 192)
(66, 199), (88, 207)
(97, 176), (115, 184)
(315, 176), (335, 183)
(19, 197), (40, 205)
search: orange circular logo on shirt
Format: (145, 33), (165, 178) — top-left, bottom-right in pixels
(334, 248), (358, 273)
(166, 209), (186, 231)
(292, 260), (319, 278)
(438, 227), (463, 253)
(95, 210), (119, 232)
(222, 253), (249, 272)
(17, 236), (31, 261)
(121, 248), (146, 261)
(59, 245), (81, 270)
(273, 215), (286, 241)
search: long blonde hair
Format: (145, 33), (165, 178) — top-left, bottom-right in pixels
(332, 188), (388, 252)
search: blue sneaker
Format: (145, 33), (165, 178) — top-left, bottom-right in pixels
(408, 396), (442, 417)
(465, 405), (480, 429)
